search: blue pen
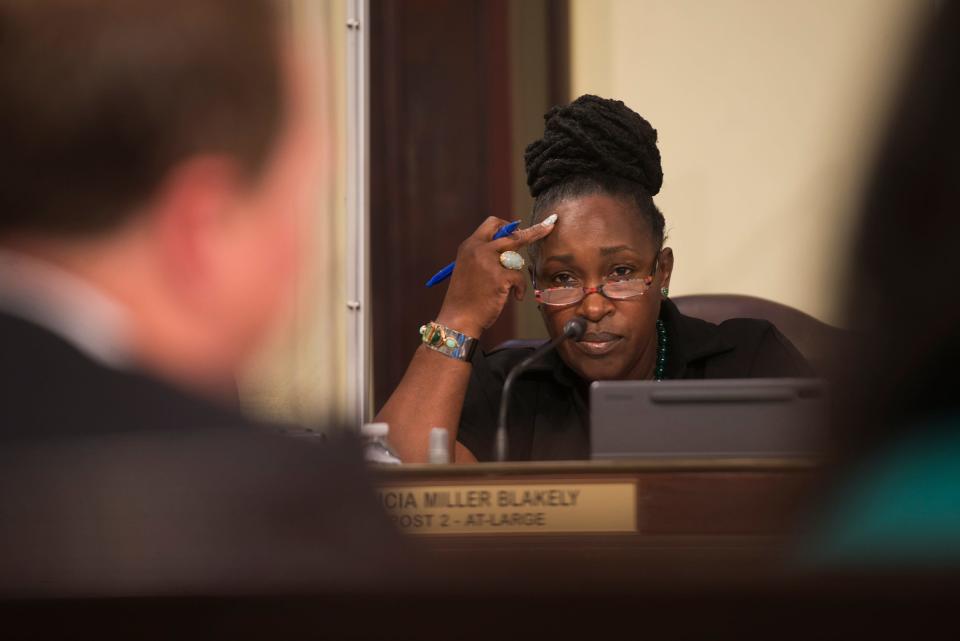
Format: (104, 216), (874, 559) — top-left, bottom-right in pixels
(425, 220), (521, 287)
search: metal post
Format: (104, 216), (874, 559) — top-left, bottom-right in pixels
(344, 0), (370, 428)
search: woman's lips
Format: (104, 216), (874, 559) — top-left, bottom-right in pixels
(573, 333), (623, 356)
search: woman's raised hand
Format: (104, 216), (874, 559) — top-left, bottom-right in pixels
(436, 215), (557, 338)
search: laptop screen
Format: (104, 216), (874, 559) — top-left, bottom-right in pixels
(590, 378), (828, 459)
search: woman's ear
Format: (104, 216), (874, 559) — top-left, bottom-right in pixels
(658, 247), (674, 296)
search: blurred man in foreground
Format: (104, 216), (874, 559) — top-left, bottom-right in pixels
(0, 0), (402, 595)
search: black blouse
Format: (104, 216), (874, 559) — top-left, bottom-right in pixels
(456, 298), (813, 461)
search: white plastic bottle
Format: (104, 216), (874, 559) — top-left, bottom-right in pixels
(361, 422), (402, 465)
(428, 427), (450, 464)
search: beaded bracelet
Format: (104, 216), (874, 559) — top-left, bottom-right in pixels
(419, 321), (478, 362)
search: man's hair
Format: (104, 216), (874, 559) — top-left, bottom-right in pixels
(0, 0), (282, 236)
(524, 95), (667, 263)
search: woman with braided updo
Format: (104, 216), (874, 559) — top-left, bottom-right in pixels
(378, 95), (810, 462)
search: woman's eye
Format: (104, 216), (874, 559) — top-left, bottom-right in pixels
(610, 266), (635, 280)
(552, 273), (578, 287)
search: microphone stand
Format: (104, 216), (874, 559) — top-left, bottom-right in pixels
(494, 318), (586, 462)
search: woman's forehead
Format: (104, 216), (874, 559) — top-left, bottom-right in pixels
(538, 194), (655, 258)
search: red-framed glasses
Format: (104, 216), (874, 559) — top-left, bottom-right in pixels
(534, 275), (654, 307)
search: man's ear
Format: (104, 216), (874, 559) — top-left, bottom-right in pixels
(149, 155), (243, 297)
(658, 247), (674, 293)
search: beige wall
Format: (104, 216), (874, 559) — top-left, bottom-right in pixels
(570, 0), (926, 324)
(238, 0), (348, 428)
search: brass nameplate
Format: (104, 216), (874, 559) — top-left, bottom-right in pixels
(378, 482), (637, 535)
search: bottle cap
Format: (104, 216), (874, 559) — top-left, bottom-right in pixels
(428, 427), (450, 464)
(361, 422), (389, 438)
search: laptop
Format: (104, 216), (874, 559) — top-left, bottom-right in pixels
(590, 378), (827, 459)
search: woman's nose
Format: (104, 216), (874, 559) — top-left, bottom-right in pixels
(577, 290), (614, 322)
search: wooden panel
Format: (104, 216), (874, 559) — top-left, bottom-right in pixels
(376, 460), (820, 563)
(636, 472), (814, 536)
(546, 0), (570, 106)
(370, 0), (513, 410)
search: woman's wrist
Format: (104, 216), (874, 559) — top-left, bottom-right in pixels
(435, 310), (483, 339)
(419, 321), (478, 362)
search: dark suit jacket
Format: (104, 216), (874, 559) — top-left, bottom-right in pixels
(0, 311), (407, 597)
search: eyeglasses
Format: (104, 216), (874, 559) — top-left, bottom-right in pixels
(535, 275), (654, 307)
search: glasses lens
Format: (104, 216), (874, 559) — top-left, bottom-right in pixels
(604, 279), (650, 300)
(539, 288), (583, 306)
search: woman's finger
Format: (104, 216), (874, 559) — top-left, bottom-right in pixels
(468, 216), (514, 243)
(511, 275), (528, 302)
(489, 213), (557, 251)
(490, 264), (527, 302)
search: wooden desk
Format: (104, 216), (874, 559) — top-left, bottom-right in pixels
(377, 459), (820, 573)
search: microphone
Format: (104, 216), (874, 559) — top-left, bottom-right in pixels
(494, 317), (587, 462)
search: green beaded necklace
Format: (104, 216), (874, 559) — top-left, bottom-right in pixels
(654, 319), (667, 381)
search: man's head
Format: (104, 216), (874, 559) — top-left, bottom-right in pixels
(0, 0), (320, 393)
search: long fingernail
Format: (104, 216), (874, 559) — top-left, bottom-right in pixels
(541, 213), (558, 226)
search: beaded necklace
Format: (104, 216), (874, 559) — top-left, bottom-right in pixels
(654, 319), (667, 381)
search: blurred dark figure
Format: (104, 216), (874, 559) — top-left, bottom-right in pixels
(810, 1), (960, 564)
(0, 0), (404, 596)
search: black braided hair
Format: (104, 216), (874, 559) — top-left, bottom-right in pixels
(524, 95), (666, 262)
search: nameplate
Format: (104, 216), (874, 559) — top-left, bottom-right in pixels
(377, 482), (637, 535)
